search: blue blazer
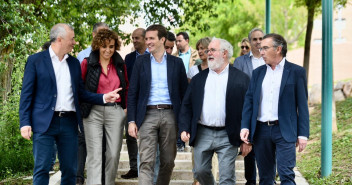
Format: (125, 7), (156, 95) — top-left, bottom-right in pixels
(178, 66), (250, 147)
(241, 60), (310, 143)
(19, 50), (104, 133)
(125, 51), (137, 81)
(127, 54), (188, 128)
(233, 53), (253, 79)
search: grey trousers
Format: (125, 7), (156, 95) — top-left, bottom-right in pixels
(84, 105), (125, 185)
(138, 109), (177, 185)
(193, 125), (238, 185)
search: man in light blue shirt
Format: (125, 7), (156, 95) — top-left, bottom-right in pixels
(77, 22), (109, 63)
(127, 24), (188, 185)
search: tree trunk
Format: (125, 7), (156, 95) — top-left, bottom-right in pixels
(303, 6), (315, 80)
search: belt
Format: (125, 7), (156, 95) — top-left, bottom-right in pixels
(257, 120), (279, 126)
(199, 124), (225, 131)
(54, 111), (75, 117)
(147, 104), (173, 110)
(104, 102), (121, 106)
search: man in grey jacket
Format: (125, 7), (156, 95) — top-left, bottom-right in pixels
(233, 28), (265, 185)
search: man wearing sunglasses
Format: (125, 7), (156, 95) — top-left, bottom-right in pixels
(232, 28), (265, 185)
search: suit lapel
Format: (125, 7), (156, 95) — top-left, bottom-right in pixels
(256, 67), (266, 102)
(279, 60), (291, 98)
(245, 54), (253, 73)
(167, 54), (174, 93)
(43, 50), (57, 85)
(66, 56), (76, 93)
(144, 54), (152, 88)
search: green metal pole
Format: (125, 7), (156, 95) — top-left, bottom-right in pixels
(265, 0), (271, 34)
(321, 0), (333, 177)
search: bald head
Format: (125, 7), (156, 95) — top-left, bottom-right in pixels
(132, 28), (146, 52)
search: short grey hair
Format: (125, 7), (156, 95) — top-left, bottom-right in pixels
(50, 23), (74, 43)
(93, 22), (109, 33)
(248, 28), (264, 41)
(212, 37), (233, 60)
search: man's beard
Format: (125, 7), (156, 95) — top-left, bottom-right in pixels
(208, 56), (225, 71)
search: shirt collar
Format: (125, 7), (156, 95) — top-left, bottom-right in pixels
(136, 48), (149, 56)
(179, 48), (191, 55)
(150, 51), (167, 63)
(249, 50), (262, 59)
(266, 57), (286, 69)
(49, 46), (68, 62)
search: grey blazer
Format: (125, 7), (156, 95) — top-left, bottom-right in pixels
(233, 53), (253, 78)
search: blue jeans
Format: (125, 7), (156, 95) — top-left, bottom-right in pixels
(32, 115), (78, 185)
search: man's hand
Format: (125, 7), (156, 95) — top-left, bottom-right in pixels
(181, 131), (190, 142)
(104, 88), (122, 103)
(296, 138), (308, 152)
(21, 126), (32, 140)
(240, 129), (250, 144)
(240, 143), (252, 157)
(128, 122), (138, 139)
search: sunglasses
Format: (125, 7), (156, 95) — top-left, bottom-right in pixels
(241, 46), (249, 50)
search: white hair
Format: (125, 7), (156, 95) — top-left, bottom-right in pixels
(211, 37), (233, 60)
(50, 23), (74, 43)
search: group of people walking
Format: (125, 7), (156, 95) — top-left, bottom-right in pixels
(19, 22), (309, 185)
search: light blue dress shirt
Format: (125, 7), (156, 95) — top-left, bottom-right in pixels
(178, 48), (191, 73)
(136, 48), (149, 58)
(147, 52), (172, 105)
(77, 46), (92, 63)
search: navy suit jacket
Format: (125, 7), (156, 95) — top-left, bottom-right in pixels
(125, 51), (137, 81)
(233, 53), (253, 78)
(241, 60), (310, 143)
(178, 66), (250, 147)
(127, 53), (188, 128)
(19, 50), (104, 133)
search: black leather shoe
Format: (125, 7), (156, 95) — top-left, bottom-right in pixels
(121, 169), (138, 179)
(76, 178), (84, 185)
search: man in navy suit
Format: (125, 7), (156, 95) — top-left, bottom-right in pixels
(19, 23), (120, 185)
(233, 28), (265, 185)
(121, 28), (148, 179)
(179, 37), (251, 184)
(127, 24), (188, 185)
(240, 33), (309, 185)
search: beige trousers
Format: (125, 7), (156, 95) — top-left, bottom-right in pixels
(138, 109), (177, 185)
(84, 105), (125, 185)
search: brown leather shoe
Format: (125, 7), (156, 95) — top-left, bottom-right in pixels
(121, 169), (138, 179)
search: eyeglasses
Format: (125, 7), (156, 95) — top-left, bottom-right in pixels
(252, 37), (263, 42)
(241, 46), (249, 50)
(259, 46), (275, 52)
(205, 48), (222, 54)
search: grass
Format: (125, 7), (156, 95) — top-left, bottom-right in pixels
(297, 97), (352, 185)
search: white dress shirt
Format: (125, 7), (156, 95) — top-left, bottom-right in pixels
(200, 64), (229, 127)
(257, 58), (286, 122)
(49, 46), (76, 112)
(249, 51), (265, 70)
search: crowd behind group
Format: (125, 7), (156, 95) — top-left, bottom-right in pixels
(19, 22), (310, 185)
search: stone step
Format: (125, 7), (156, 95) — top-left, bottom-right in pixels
(115, 179), (262, 185)
(116, 169), (250, 181)
(121, 144), (192, 152)
(118, 159), (246, 170)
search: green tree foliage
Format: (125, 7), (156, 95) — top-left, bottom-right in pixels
(295, 0), (348, 79)
(178, 0), (307, 58)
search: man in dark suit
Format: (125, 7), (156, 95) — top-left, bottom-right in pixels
(19, 23), (120, 185)
(179, 37), (251, 184)
(127, 24), (188, 185)
(233, 28), (265, 185)
(240, 33), (309, 185)
(121, 28), (148, 179)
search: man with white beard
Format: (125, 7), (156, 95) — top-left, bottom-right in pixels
(178, 38), (252, 185)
